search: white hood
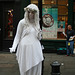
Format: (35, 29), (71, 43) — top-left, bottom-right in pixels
(24, 4), (39, 12)
(24, 4), (40, 31)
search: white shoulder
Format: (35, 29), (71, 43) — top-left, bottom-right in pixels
(18, 18), (25, 27)
(19, 18), (25, 24)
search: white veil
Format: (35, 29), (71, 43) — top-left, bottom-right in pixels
(24, 4), (40, 31)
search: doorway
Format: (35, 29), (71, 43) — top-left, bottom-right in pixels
(0, 2), (14, 51)
(0, 1), (21, 52)
(0, 2), (3, 51)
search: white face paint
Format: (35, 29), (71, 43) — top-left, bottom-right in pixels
(28, 11), (35, 20)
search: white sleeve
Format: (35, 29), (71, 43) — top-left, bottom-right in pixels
(12, 21), (23, 51)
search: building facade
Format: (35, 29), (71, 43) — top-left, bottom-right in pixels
(0, 0), (75, 52)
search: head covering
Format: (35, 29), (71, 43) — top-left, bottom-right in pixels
(24, 4), (39, 12)
(24, 4), (40, 30)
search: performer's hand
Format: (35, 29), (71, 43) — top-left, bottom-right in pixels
(9, 48), (15, 53)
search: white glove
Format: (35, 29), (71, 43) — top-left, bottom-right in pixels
(38, 31), (42, 40)
(41, 45), (44, 50)
(9, 48), (15, 53)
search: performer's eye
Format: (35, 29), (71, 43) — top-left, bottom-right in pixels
(28, 10), (34, 13)
(28, 11), (30, 13)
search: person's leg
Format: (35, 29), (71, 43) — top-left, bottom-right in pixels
(32, 62), (42, 75)
(66, 41), (70, 55)
(26, 62), (42, 75)
(37, 62), (42, 75)
(69, 41), (74, 55)
(20, 72), (26, 75)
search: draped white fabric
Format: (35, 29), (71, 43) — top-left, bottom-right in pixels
(20, 62), (42, 75)
(15, 20), (44, 73)
(10, 4), (44, 75)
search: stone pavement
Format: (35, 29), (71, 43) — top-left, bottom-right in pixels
(43, 53), (75, 75)
(0, 52), (75, 75)
(0, 53), (20, 75)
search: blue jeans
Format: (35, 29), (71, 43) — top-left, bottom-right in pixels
(66, 41), (74, 55)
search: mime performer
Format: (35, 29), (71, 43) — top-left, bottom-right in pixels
(9, 4), (44, 75)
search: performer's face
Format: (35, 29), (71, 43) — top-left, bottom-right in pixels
(28, 10), (35, 20)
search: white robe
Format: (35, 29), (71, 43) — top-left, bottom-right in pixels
(12, 19), (44, 75)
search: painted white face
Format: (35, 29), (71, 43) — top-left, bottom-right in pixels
(28, 11), (35, 20)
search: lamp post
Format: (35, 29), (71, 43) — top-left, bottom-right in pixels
(38, 0), (42, 29)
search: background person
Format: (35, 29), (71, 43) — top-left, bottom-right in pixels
(9, 4), (44, 75)
(63, 25), (75, 56)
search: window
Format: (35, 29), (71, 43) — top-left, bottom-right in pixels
(5, 9), (13, 39)
(58, 0), (68, 39)
(31, 0), (38, 4)
(31, 0), (68, 40)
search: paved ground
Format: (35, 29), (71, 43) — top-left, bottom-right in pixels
(0, 52), (75, 75)
(0, 53), (20, 75)
(43, 53), (75, 75)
